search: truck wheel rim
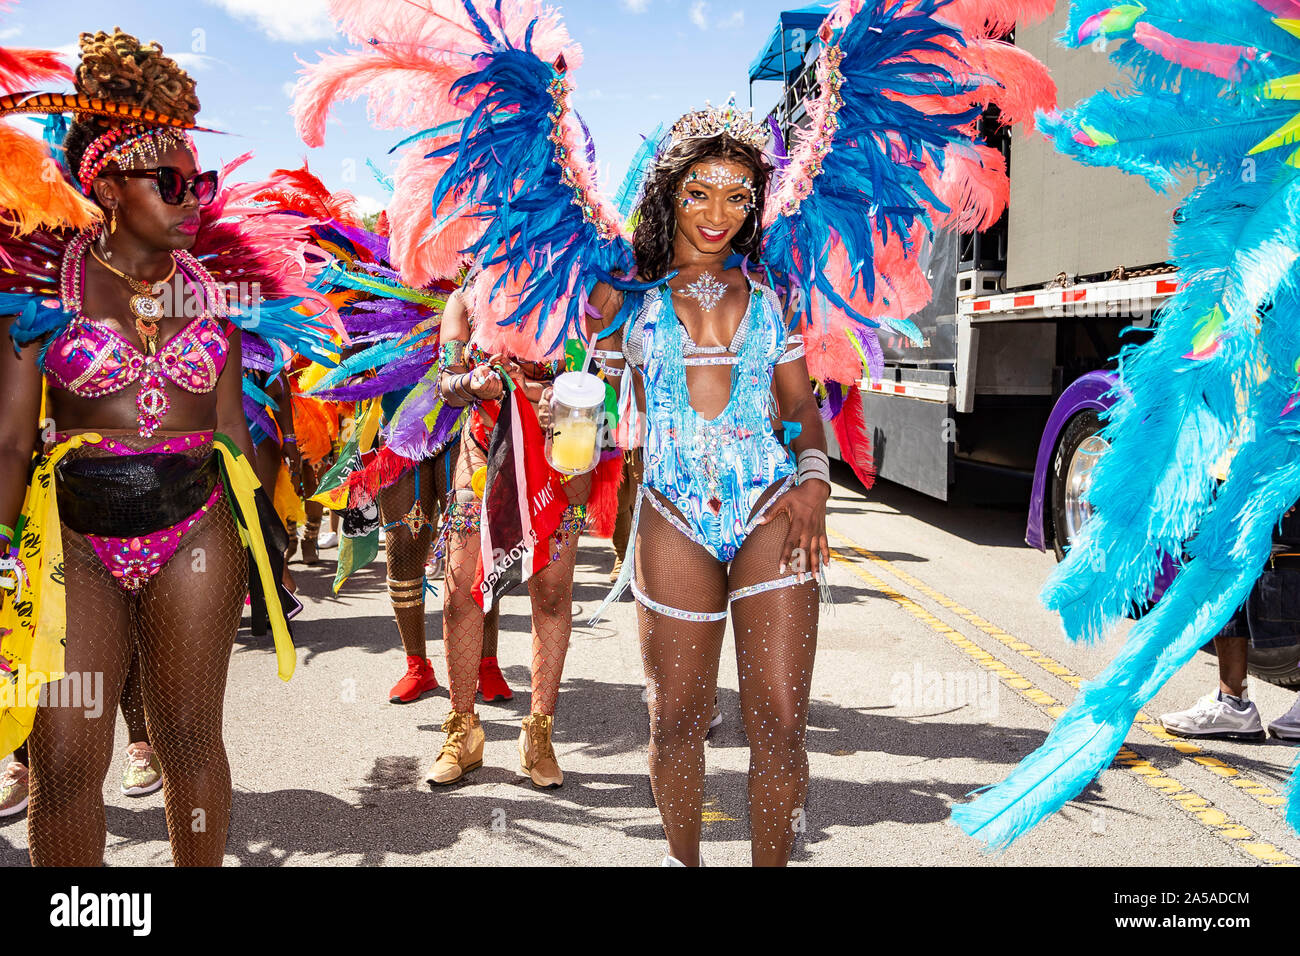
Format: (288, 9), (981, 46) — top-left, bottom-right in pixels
(1064, 435), (1110, 543)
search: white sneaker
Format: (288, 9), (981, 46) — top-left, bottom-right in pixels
(1160, 692), (1265, 741)
(1268, 695), (1300, 742)
(0, 761), (28, 817)
(317, 531), (339, 549)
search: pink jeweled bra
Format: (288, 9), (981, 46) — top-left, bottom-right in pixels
(43, 231), (232, 437)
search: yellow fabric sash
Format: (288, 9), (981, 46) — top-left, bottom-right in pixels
(0, 434), (97, 756)
(0, 433), (294, 756)
(213, 434), (295, 682)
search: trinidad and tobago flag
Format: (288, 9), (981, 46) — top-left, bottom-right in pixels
(473, 385), (567, 612)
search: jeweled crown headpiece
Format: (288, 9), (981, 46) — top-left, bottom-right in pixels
(667, 95), (769, 152)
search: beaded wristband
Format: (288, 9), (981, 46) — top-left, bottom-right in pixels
(0, 522), (13, 543)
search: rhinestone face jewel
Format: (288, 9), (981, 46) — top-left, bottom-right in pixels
(681, 272), (728, 312)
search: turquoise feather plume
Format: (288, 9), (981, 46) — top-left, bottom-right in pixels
(955, 0), (1300, 848)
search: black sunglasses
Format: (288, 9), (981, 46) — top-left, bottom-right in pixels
(112, 167), (219, 206)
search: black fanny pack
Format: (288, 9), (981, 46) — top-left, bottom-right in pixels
(56, 452), (220, 538)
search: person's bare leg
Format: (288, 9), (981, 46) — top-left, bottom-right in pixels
(635, 500), (728, 866)
(1216, 635), (1250, 699)
(728, 510), (819, 867)
(119, 648), (149, 744)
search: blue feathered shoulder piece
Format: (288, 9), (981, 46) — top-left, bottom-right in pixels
(761, 0), (1056, 387)
(294, 0), (637, 362)
(954, 0), (1300, 850)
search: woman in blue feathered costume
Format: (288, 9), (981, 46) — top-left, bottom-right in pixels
(587, 116), (834, 868)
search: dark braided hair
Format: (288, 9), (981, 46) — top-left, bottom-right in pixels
(63, 28), (200, 197)
(632, 135), (771, 282)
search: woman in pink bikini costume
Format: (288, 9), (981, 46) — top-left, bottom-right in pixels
(0, 30), (294, 866)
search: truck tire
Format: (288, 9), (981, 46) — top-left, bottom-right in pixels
(1246, 644), (1300, 688)
(1049, 409), (1108, 562)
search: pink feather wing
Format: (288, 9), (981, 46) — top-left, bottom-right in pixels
(1132, 21), (1259, 81)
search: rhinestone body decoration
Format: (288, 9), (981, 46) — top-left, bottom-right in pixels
(680, 272), (727, 312)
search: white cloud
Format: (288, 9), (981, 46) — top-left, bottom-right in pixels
(0, 26), (22, 41)
(282, 80), (299, 100)
(171, 53), (218, 73)
(353, 193), (385, 217)
(688, 2), (742, 30)
(204, 0), (336, 43)
(620, 0), (651, 11)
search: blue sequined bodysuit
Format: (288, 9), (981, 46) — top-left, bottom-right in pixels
(634, 278), (795, 562)
(587, 274), (808, 625)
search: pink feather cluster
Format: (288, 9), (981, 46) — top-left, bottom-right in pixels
(294, 0), (583, 289)
(770, 0), (1053, 386)
(194, 153), (344, 340)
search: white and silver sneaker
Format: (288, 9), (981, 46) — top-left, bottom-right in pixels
(1267, 695), (1300, 742)
(1160, 692), (1265, 741)
(317, 530), (339, 550)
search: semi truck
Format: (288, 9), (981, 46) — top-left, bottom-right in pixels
(751, 4), (1300, 686)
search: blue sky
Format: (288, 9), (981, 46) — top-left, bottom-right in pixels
(4, 0), (810, 216)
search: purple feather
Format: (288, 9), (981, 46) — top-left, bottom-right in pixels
(243, 392), (278, 446)
(823, 382), (844, 421)
(767, 116), (790, 172)
(332, 222), (390, 262)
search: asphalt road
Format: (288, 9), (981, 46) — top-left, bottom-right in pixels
(4, 465), (1300, 866)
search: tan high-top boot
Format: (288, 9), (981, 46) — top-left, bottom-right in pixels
(425, 710), (485, 786)
(519, 714), (563, 789)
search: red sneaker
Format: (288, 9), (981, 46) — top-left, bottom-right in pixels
(390, 656), (440, 704)
(478, 656), (514, 702)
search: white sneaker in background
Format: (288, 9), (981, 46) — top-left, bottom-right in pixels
(1160, 692), (1265, 741)
(1267, 694), (1300, 742)
(317, 531), (339, 549)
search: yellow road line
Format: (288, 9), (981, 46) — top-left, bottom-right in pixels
(829, 529), (1291, 813)
(827, 530), (1295, 866)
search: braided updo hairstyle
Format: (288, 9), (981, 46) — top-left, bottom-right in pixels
(63, 28), (200, 195)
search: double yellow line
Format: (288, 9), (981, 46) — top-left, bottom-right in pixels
(827, 527), (1296, 866)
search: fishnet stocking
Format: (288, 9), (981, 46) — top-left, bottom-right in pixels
(635, 497), (728, 867)
(134, 496), (244, 866)
(439, 430), (505, 713)
(443, 430), (489, 713)
(635, 490), (818, 867)
(27, 520), (133, 866)
(27, 435), (246, 866)
(9, 654), (146, 765)
(727, 510), (818, 867)
(119, 647), (149, 743)
(527, 472), (591, 716)
(378, 462), (437, 659)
